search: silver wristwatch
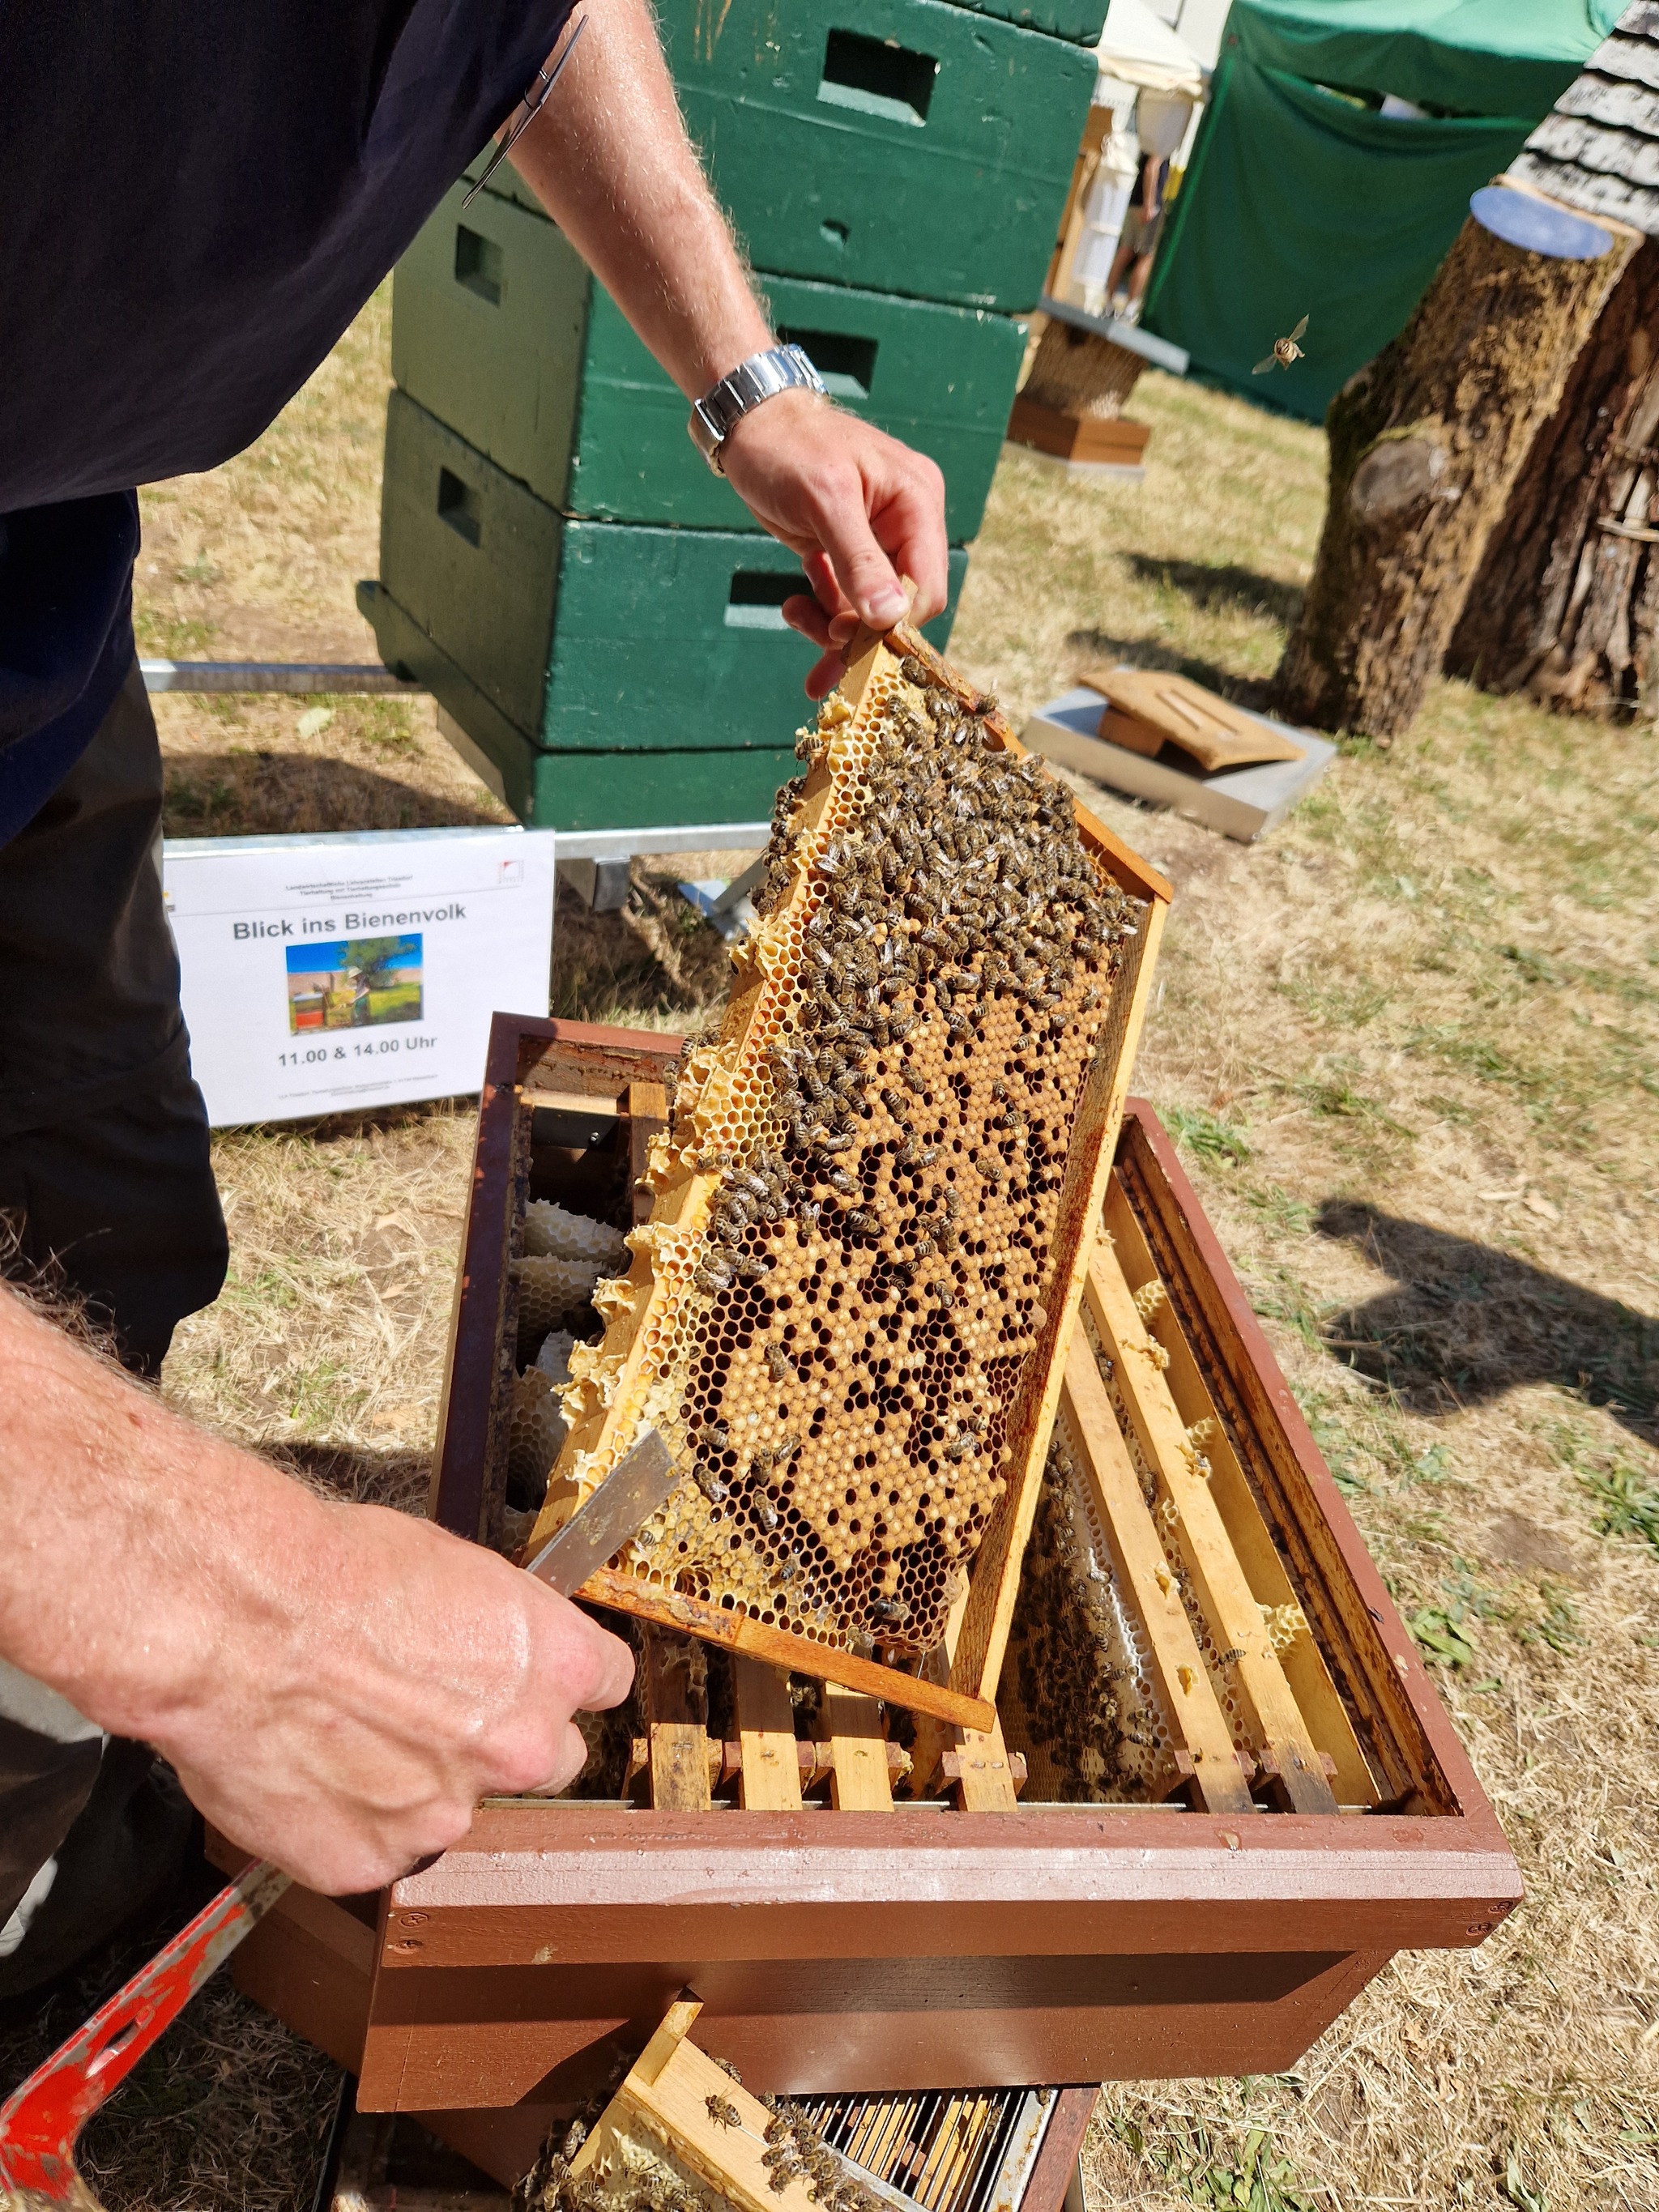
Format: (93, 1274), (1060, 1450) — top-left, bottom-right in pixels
(689, 344), (828, 474)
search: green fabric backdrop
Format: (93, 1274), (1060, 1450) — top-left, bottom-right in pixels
(1142, 0), (1623, 420)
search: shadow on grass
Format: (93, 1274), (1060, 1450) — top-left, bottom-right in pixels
(1060, 629), (1280, 715)
(1316, 1200), (1659, 1450)
(162, 752), (502, 837)
(1123, 556), (1303, 632)
(551, 870), (731, 1029)
(268, 1438), (432, 1513)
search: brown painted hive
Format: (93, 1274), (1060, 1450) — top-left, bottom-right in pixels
(524, 628), (1148, 1677)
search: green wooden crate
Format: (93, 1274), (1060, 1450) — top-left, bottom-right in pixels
(943, 0), (1108, 40)
(378, 392), (967, 765)
(473, 0), (1094, 311)
(360, 586), (802, 830)
(659, 0), (1094, 309)
(391, 183), (1025, 540)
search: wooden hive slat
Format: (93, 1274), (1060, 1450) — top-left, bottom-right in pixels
(1056, 1333), (1256, 1815)
(642, 1626), (714, 1812)
(1102, 1174), (1380, 1808)
(1084, 1242), (1340, 1813)
(825, 1688), (896, 1811)
(733, 1656), (804, 1810)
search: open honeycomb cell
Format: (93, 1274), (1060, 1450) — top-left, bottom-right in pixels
(514, 1255), (605, 1351)
(544, 642), (1145, 1661)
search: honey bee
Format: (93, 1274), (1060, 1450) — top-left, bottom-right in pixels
(1253, 313), (1309, 375)
(706, 2094), (741, 2130)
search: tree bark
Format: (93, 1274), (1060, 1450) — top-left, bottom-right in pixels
(1273, 213), (1636, 740)
(1447, 238), (1659, 718)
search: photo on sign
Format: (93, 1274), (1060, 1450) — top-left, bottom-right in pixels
(286, 934), (424, 1034)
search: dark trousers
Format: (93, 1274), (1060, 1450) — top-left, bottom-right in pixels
(0, 663), (222, 1993)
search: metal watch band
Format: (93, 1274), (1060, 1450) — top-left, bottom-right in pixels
(689, 344), (828, 474)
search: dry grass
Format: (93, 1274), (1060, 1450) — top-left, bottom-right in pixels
(961, 385), (1659, 2212)
(7, 316), (1653, 2212)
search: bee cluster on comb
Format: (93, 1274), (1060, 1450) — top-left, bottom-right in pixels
(546, 637), (1144, 1667)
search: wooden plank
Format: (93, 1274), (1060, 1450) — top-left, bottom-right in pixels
(622, 2018), (821, 2212)
(1103, 1175), (1379, 1808)
(1114, 1104), (1448, 1811)
(1060, 1336), (1255, 1817)
(627, 1079), (668, 1227)
(1085, 1243), (1339, 1815)
(1021, 2087), (1100, 2212)
(949, 1720), (1021, 1811)
(949, 885), (1168, 1713)
(642, 1626), (713, 1812)
(581, 1567), (994, 1732)
(732, 1656), (804, 1810)
(824, 1686), (895, 1810)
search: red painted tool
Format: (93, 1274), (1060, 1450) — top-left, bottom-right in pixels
(0, 1857), (291, 2206)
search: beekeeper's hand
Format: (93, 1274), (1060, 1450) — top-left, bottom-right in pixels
(0, 1285), (634, 1894)
(720, 394), (947, 697)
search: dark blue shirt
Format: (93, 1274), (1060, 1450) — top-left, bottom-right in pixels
(0, 0), (572, 842)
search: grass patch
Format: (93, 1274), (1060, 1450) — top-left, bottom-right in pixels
(1582, 1460), (1659, 1552)
(1163, 1101), (1253, 1166)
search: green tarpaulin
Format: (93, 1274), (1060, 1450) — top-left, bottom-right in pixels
(1142, 0), (1623, 420)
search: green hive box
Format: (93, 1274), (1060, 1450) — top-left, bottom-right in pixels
(391, 182), (1026, 541)
(660, 0), (1096, 309)
(475, 0), (1094, 311)
(370, 394), (968, 829)
(944, 0), (1107, 36)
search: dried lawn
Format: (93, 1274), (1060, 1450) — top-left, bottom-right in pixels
(6, 312), (1653, 2212)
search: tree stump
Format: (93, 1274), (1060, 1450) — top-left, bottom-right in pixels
(1447, 238), (1659, 717)
(1021, 318), (1145, 420)
(1272, 212), (1635, 740)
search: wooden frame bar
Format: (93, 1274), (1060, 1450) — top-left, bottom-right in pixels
(1082, 1242), (1338, 1814)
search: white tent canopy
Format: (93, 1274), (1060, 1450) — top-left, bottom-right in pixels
(1095, 0), (1209, 100)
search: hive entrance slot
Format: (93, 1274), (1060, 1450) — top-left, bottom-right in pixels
(453, 224), (503, 305)
(818, 30), (939, 127)
(776, 326), (879, 399)
(726, 571), (803, 630)
(437, 467), (481, 547)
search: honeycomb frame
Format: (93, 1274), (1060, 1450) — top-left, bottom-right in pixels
(521, 621), (1171, 1727)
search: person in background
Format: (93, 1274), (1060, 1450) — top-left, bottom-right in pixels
(1108, 149), (1171, 325)
(0, 0), (946, 2005)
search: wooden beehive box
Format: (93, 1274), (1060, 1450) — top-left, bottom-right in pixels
(223, 1025), (1520, 2186)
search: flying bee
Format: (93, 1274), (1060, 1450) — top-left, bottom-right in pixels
(1254, 313), (1309, 375)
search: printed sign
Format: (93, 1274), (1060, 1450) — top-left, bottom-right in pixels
(163, 827), (556, 1126)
